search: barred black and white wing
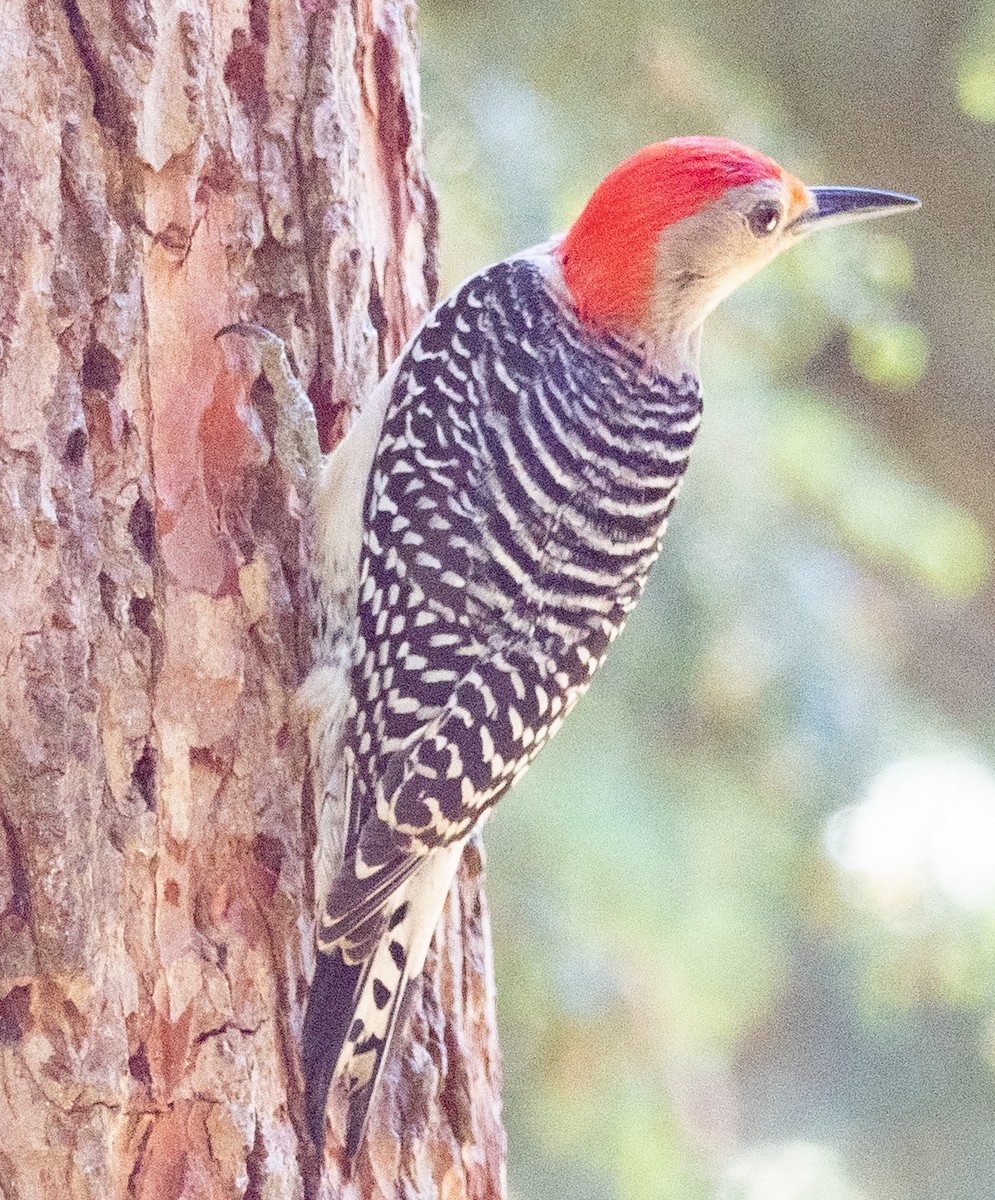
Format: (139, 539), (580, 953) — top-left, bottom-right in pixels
(302, 255), (702, 1157)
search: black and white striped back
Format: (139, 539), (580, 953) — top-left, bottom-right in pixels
(346, 256), (703, 853)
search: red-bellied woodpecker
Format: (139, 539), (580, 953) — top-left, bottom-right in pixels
(225, 136), (917, 1160)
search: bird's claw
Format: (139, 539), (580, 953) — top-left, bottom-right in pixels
(217, 322), (321, 503)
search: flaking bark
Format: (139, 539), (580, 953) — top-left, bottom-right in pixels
(0, 2), (504, 1196)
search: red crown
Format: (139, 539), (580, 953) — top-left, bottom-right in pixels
(558, 137), (783, 328)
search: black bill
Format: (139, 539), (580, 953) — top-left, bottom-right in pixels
(794, 186), (920, 231)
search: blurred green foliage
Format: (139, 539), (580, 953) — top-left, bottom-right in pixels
(417, 1), (995, 1196)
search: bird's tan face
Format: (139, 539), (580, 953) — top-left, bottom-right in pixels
(556, 136), (918, 378)
(642, 166), (918, 377)
(645, 173), (814, 366)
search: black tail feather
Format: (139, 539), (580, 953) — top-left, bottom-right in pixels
(302, 949), (360, 1147)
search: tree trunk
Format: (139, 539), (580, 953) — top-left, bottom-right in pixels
(0, 2), (505, 1196)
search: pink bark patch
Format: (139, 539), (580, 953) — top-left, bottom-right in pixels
(149, 1002), (193, 1093)
(146, 174), (267, 597)
(132, 1103), (228, 1200)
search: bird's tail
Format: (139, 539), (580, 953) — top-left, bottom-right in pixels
(302, 842), (464, 1158)
(301, 949), (361, 1147)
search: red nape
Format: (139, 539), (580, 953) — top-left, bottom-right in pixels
(558, 137), (783, 329)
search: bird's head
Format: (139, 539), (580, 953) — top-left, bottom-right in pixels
(557, 136), (918, 370)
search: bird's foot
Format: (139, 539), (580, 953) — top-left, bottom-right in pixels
(217, 322), (321, 505)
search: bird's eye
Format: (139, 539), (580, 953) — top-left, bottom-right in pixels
(747, 201), (782, 237)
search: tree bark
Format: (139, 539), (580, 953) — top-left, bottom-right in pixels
(0, 2), (505, 1196)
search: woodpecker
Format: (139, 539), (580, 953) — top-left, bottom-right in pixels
(230, 136), (917, 1160)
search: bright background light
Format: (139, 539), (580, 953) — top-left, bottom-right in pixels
(826, 756), (995, 913)
(719, 1142), (871, 1200)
